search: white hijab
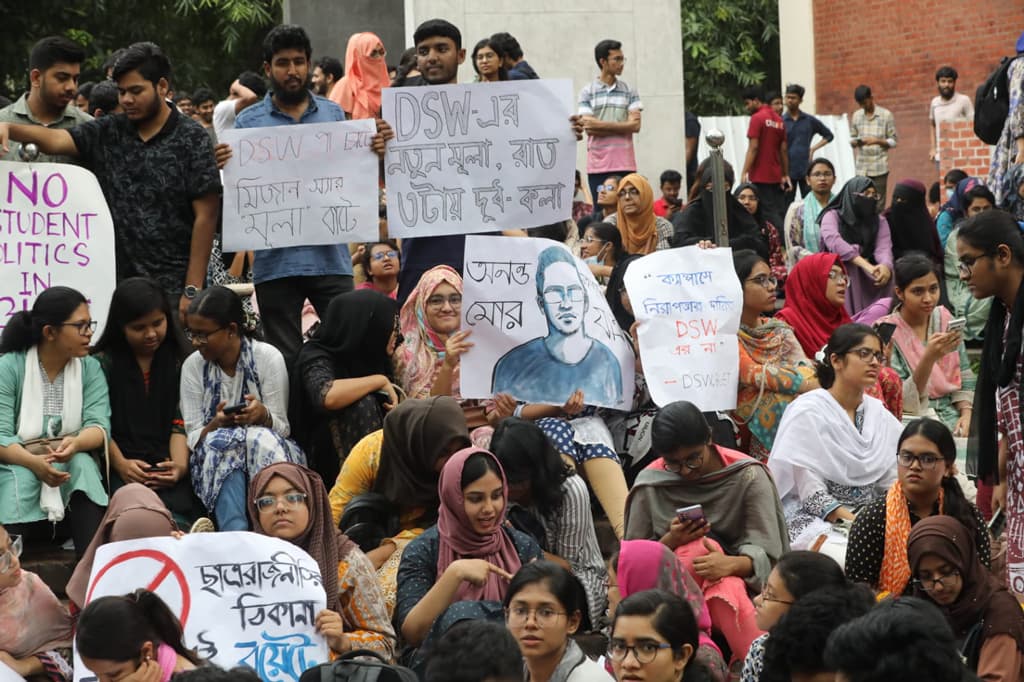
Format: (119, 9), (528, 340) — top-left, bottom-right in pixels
(769, 388), (900, 500)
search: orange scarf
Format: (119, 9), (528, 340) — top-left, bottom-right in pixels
(615, 173), (659, 254)
(878, 480), (943, 594)
(330, 32), (390, 119)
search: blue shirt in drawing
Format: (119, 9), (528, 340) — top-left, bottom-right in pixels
(234, 91), (354, 284)
(491, 337), (622, 405)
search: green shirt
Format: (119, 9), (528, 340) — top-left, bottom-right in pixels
(0, 93), (92, 163)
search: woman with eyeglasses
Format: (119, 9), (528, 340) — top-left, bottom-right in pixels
(769, 323), (902, 563)
(291, 290), (400, 485)
(846, 418), (988, 595)
(0, 524), (73, 681)
(731, 250), (818, 461)
(0, 286), (108, 557)
(875, 254), (975, 434)
(587, 176), (622, 225)
(734, 184), (788, 287)
(608, 589), (710, 682)
(180, 286), (304, 532)
(471, 38), (508, 83)
(625, 401), (788, 664)
(602, 174), (673, 255)
(580, 222), (624, 284)
(504, 561), (610, 682)
(329, 32), (389, 120)
(819, 176), (894, 318)
(908, 516), (1024, 680)
(357, 240), (401, 299)
(248, 462), (396, 658)
(783, 157), (836, 267)
(943, 180), (997, 344)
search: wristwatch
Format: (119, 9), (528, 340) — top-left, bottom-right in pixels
(183, 285), (200, 299)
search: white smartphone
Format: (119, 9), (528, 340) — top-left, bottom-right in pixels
(947, 317), (967, 333)
(675, 504), (706, 526)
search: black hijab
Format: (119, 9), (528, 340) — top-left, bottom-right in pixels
(606, 254), (642, 332)
(819, 176), (880, 260)
(297, 289), (399, 380)
(884, 179), (943, 263)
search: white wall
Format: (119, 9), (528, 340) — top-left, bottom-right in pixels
(405, 0), (687, 186)
(778, 0), (818, 112)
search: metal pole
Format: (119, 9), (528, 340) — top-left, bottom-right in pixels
(705, 129), (728, 247)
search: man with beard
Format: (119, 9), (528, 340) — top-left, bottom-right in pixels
(311, 56), (342, 96)
(929, 66), (973, 167)
(0, 41), (221, 320)
(0, 36), (92, 163)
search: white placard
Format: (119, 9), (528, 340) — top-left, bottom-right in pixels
(460, 236), (634, 410)
(381, 80), (575, 239)
(623, 247), (743, 411)
(220, 119), (380, 250)
(73, 532), (329, 682)
(0, 162), (116, 336)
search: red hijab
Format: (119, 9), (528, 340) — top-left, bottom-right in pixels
(776, 252), (852, 357)
(436, 447), (522, 602)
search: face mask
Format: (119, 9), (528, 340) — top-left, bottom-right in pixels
(946, 188), (955, 200)
(584, 255), (601, 265)
(853, 194), (877, 219)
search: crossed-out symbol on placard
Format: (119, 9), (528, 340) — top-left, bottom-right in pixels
(86, 549), (191, 627)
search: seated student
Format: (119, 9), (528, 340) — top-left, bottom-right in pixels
(732, 250), (818, 460)
(607, 590), (708, 682)
(846, 418), (988, 595)
(0, 286), (108, 556)
(882, 180), (943, 265)
(503, 561), (611, 682)
(291, 290), (400, 484)
(490, 417), (608, 628)
(76, 590), (200, 681)
(1003, 162), (1024, 225)
(396, 448), (542, 657)
(602, 174), (673, 254)
(825, 597), (979, 682)
(424, 620), (524, 682)
(943, 182), (997, 344)
(248, 462), (396, 659)
(740, 551), (847, 682)
(180, 286), (304, 531)
(936, 177), (989, 249)
(609, 540), (728, 681)
(580, 221), (625, 285)
(769, 324), (901, 560)
(734, 184), (788, 287)
(653, 169), (684, 219)
(671, 160), (766, 255)
(92, 278), (202, 527)
(909, 516), (1024, 680)
(625, 401), (789, 663)
(0, 524), (73, 681)
(356, 240), (401, 299)
(66, 484), (179, 611)
(758, 583), (876, 682)
(876, 254), (975, 433)
(782, 158), (837, 267)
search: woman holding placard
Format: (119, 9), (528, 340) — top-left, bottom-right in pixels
(0, 286), (109, 557)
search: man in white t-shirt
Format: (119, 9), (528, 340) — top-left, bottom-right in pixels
(929, 65), (974, 164)
(212, 70), (266, 139)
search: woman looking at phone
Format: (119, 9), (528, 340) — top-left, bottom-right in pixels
(875, 253), (975, 435)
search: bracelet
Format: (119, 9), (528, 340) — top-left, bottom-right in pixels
(513, 403), (525, 418)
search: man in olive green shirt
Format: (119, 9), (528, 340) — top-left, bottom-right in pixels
(0, 36), (92, 163)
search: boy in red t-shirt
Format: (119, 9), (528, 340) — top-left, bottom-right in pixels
(740, 86), (790, 231)
(652, 169), (683, 218)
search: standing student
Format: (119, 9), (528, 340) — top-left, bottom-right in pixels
(782, 84), (834, 201)
(740, 86), (790, 230)
(929, 66), (973, 167)
(849, 85), (897, 210)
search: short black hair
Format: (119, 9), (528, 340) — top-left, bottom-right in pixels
(943, 168), (968, 186)
(261, 24), (312, 64)
(742, 86), (765, 102)
(191, 87), (215, 106)
(89, 80), (119, 114)
(660, 169), (683, 186)
(936, 65), (958, 81)
(111, 42), (171, 85)
(414, 19), (462, 51)
(928, 181), (941, 204)
(316, 56), (343, 81)
(854, 84), (872, 103)
(29, 36), (86, 72)
(785, 83), (805, 98)
(490, 32), (523, 60)
(424, 620), (522, 682)
(766, 90), (781, 102)
(174, 92), (191, 103)
(77, 81), (95, 100)
(594, 39), (622, 67)
(237, 71), (267, 98)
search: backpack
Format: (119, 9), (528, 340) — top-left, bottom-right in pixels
(974, 56), (1016, 144)
(299, 650), (418, 682)
(338, 492), (400, 553)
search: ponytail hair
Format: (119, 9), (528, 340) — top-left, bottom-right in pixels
(0, 286), (88, 353)
(814, 323), (879, 390)
(76, 589), (202, 665)
(186, 286), (254, 338)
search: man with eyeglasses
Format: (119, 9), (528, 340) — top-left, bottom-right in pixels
(492, 246), (622, 405)
(781, 83), (834, 204)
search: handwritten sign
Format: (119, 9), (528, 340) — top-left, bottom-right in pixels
(382, 80), (575, 238)
(73, 532), (329, 682)
(623, 247), (742, 410)
(220, 119), (380, 250)
(460, 236), (634, 409)
(0, 162), (115, 335)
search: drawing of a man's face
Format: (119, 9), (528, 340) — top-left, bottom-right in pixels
(539, 261), (586, 335)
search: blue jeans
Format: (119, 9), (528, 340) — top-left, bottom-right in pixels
(213, 470), (249, 531)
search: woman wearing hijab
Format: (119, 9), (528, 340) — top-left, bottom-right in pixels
(329, 32), (390, 120)
(937, 177), (985, 248)
(603, 174), (672, 254)
(605, 254), (642, 334)
(248, 462), (396, 659)
(908, 516), (1024, 680)
(819, 176), (894, 318)
(292, 290), (400, 485)
(735, 183), (788, 287)
(671, 160), (767, 256)
(883, 179), (943, 264)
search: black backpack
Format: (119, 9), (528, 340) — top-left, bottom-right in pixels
(974, 56), (1016, 144)
(338, 492), (400, 553)
(299, 650), (418, 682)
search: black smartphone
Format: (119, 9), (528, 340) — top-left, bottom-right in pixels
(875, 322), (897, 346)
(222, 402), (248, 415)
(989, 509), (1007, 538)
(146, 463), (168, 472)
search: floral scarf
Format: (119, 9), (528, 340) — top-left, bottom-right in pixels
(200, 337), (263, 424)
(395, 265), (463, 399)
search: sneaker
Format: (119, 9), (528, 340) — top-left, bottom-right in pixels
(189, 517), (215, 534)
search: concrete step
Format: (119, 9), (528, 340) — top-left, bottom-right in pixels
(21, 543), (76, 599)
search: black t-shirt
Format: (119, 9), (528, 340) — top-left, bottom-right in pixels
(685, 111), (701, 188)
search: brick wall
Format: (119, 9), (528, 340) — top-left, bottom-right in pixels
(812, 1), (1023, 198)
(938, 119), (993, 180)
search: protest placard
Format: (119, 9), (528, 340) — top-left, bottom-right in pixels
(0, 162), (116, 335)
(219, 119), (380, 251)
(623, 247), (742, 411)
(381, 80), (575, 239)
(73, 532), (329, 682)
(460, 236), (634, 410)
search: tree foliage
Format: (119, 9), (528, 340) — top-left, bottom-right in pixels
(681, 0), (781, 116)
(0, 0), (282, 99)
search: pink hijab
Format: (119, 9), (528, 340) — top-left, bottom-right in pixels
(330, 32), (390, 119)
(436, 448), (522, 602)
(616, 540), (713, 634)
(395, 265), (464, 399)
